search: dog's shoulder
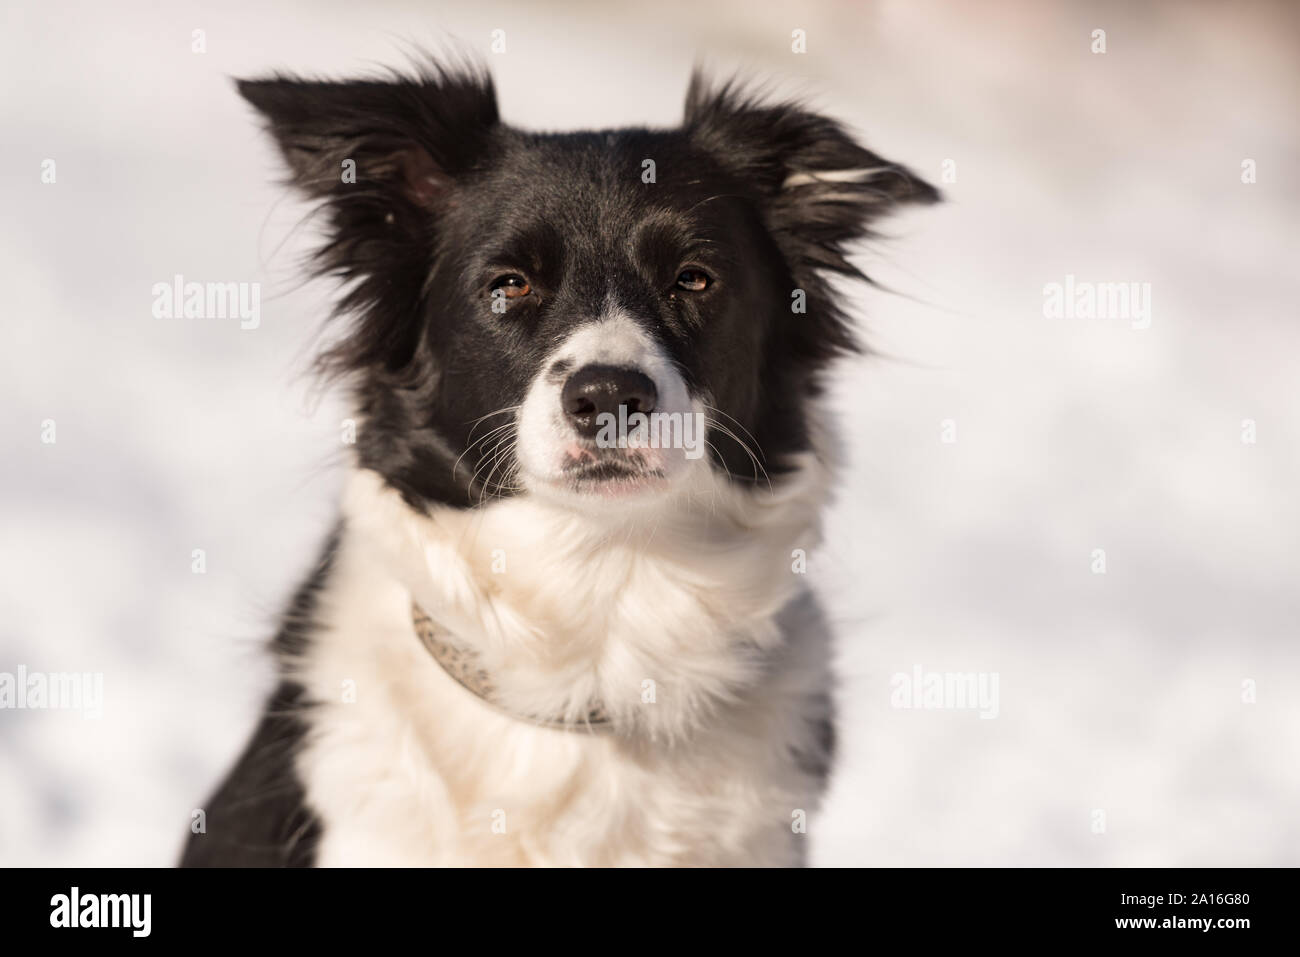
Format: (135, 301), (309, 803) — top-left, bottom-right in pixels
(179, 530), (340, 867)
(179, 680), (320, 867)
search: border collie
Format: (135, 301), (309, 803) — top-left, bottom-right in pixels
(180, 58), (936, 867)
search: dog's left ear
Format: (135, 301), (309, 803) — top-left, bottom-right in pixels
(684, 73), (938, 277)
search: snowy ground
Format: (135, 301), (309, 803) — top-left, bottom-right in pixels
(3, 0), (1297, 866)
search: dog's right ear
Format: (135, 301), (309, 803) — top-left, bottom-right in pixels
(235, 64), (498, 373)
(236, 65), (498, 211)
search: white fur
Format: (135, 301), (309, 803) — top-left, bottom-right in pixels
(288, 448), (835, 866)
(515, 308), (700, 495)
(290, 314), (838, 865)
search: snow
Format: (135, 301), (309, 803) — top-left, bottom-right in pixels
(2, 0), (1297, 866)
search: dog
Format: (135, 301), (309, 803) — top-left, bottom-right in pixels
(180, 58), (936, 867)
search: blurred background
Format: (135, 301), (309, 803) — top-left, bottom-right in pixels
(2, 0), (1298, 866)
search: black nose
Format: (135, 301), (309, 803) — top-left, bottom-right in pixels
(561, 364), (658, 439)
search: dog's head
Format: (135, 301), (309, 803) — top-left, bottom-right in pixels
(238, 61), (936, 514)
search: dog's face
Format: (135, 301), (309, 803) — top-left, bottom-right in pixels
(239, 64), (936, 513)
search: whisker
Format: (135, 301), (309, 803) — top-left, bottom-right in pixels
(700, 403), (767, 460)
(704, 416), (772, 491)
(453, 407), (521, 483)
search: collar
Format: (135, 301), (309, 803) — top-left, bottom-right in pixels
(410, 602), (614, 734)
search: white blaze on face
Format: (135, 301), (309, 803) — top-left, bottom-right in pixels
(515, 310), (702, 494)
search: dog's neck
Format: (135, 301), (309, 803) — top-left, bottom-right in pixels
(340, 458), (830, 739)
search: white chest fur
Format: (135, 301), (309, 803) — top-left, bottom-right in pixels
(293, 468), (833, 866)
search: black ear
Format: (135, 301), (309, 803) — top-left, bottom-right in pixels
(236, 64), (498, 207)
(684, 72), (938, 279)
(235, 62), (498, 372)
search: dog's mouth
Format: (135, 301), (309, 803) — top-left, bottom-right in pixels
(557, 449), (668, 497)
(512, 320), (706, 503)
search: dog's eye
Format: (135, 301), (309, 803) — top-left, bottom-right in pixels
(675, 269), (711, 292)
(489, 274), (532, 299)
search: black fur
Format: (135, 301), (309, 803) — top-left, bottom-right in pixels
(183, 57), (934, 866)
(179, 530), (338, 867)
(235, 59), (936, 512)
